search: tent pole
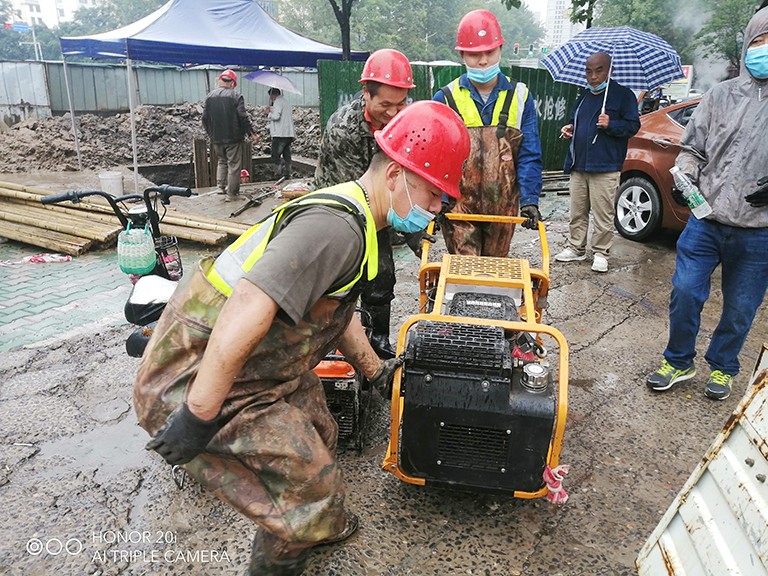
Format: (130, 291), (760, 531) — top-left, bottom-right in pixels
(62, 58), (83, 172)
(126, 58), (140, 194)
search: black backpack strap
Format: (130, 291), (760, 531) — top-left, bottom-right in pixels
(496, 79), (518, 138)
(439, 85), (461, 116)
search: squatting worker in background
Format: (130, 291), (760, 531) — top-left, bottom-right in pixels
(134, 100), (471, 576)
(646, 7), (768, 401)
(267, 87), (295, 180)
(554, 52), (640, 273)
(314, 49), (416, 359)
(202, 69), (258, 202)
(433, 9), (543, 257)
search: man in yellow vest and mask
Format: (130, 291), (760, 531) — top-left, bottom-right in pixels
(133, 101), (470, 576)
(434, 9), (543, 256)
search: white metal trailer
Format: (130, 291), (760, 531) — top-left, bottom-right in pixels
(636, 344), (768, 575)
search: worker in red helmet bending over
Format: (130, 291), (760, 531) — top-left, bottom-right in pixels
(315, 48), (418, 360)
(134, 101), (471, 576)
(435, 10), (544, 256)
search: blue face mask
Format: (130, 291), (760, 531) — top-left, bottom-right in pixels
(466, 63), (501, 84)
(387, 173), (435, 234)
(589, 80), (608, 93)
(745, 44), (768, 80)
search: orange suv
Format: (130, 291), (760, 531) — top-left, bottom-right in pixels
(615, 97), (702, 241)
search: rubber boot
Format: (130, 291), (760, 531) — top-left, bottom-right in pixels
(365, 302), (396, 359)
(247, 530), (310, 576)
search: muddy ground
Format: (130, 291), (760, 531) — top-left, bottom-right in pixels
(1, 189), (767, 576)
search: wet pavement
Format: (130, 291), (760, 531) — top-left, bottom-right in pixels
(1, 184), (767, 576)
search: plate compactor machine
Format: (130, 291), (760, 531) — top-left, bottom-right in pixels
(382, 214), (569, 500)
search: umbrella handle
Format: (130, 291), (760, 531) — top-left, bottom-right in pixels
(601, 59), (613, 114)
(593, 60), (613, 144)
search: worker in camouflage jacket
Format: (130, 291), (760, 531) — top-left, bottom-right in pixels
(314, 49), (416, 360)
(134, 101), (470, 576)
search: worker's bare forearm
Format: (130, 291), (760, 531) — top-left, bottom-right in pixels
(187, 279), (279, 420)
(338, 314), (382, 379)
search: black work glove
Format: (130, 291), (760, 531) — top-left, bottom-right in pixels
(145, 403), (222, 466)
(745, 175), (768, 208)
(367, 356), (404, 395)
(671, 187), (688, 207)
(404, 231), (436, 258)
(520, 205), (542, 230)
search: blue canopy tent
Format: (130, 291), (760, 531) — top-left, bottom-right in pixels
(59, 0), (368, 185)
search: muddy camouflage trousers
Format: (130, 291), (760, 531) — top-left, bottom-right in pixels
(442, 126), (523, 257)
(134, 258), (352, 558)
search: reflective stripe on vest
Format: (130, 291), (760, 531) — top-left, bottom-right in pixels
(206, 183), (378, 298)
(446, 78), (529, 129)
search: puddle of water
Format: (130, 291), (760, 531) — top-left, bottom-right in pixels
(37, 415), (148, 482)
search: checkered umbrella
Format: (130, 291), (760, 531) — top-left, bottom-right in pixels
(541, 26), (685, 91)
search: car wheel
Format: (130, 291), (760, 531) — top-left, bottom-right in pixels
(614, 177), (662, 242)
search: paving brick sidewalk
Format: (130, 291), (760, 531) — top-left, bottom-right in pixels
(0, 241), (130, 352)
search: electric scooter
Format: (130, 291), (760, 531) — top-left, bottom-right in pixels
(41, 184), (193, 357)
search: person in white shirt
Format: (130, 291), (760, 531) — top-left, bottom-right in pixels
(267, 88), (296, 179)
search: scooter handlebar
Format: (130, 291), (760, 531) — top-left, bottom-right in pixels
(156, 184), (193, 197)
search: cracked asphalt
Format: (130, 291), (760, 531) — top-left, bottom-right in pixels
(1, 190), (767, 576)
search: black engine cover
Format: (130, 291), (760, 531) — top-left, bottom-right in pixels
(400, 321), (555, 494)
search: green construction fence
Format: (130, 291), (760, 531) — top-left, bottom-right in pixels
(317, 59), (580, 172)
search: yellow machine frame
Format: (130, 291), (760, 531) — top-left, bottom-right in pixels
(382, 214), (569, 499)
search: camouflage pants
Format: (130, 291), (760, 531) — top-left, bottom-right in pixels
(443, 125), (523, 257)
(443, 217), (517, 257)
(134, 260), (349, 559)
(184, 370), (346, 556)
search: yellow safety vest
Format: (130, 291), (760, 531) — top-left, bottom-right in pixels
(442, 77), (529, 129)
(206, 183), (378, 298)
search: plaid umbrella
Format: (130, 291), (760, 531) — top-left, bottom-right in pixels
(541, 26), (685, 91)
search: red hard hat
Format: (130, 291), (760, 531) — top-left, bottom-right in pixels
(218, 69), (238, 87)
(455, 10), (504, 52)
(375, 101), (470, 199)
(240, 169), (250, 178)
(359, 49), (415, 89)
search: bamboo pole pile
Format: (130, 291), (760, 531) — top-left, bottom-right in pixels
(0, 181), (250, 257)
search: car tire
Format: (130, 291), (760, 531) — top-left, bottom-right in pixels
(614, 177), (662, 242)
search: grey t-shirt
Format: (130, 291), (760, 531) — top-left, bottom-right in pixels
(244, 205), (365, 324)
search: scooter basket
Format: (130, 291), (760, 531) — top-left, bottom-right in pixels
(117, 223), (157, 275)
(156, 235), (182, 281)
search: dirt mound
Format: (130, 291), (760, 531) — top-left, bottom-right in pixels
(0, 104), (321, 173)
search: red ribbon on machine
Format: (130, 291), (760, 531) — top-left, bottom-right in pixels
(543, 464), (570, 504)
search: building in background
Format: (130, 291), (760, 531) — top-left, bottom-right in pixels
(544, 0), (585, 49)
(9, 0), (98, 28)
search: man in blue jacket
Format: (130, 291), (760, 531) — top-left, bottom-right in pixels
(555, 52), (640, 272)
